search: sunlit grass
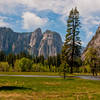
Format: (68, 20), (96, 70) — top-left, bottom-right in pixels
(0, 76), (100, 100)
(0, 72), (98, 76)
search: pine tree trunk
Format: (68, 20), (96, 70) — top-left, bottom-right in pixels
(64, 71), (66, 79)
(71, 20), (75, 74)
(70, 66), (73, 74)
(92, 69), (95, 76)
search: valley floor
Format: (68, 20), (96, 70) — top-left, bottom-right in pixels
(0, 73), (100, 100)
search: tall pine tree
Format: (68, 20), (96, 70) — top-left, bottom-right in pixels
(62, 7), (81, 73)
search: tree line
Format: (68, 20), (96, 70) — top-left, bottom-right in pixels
(0, 51), (62, 72)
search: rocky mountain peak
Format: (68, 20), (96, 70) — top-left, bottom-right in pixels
(34, 28), (41, 33)
(0, 27), (13, 33)
(0, 27), (63, 58)
(29, 28), (43, 47)
(82, 26), (100, 60)
(45, 30), (52, 33)
(38, 30), (63, 58)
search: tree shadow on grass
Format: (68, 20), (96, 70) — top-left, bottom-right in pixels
(61, 76), (75, 81)
(66, 78), (75, 80)
(0, 86), (32, 91)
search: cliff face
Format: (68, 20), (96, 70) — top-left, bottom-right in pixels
(82, 26), (100, 60)
(29, 28), (43, 56)
(0, 27), (31, 54)
(38, 30), (62, 58)
(0, 27), (62, 57)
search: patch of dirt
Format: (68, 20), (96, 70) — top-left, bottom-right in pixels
(42, 82), (61, 86)
(0, 93), (21, 97)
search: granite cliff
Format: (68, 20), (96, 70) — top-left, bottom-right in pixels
(82, 26), (100, 60)
(0, 27), (63, 58)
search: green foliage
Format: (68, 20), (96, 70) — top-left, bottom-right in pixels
(84, 48), (100, 75)
(0, 50), (62, 72)
(8, 66), (13, 72)
(33, 55), (44, 64)
(16, 51), (32, 59)
(0, 62), (9, 72)
(59, 63), (69, 72)
(74, 57), (82, 67)
(14, 60), (21, 72)
(19, 57), (33, 72)
(62, 7), (81, 73)
(0, 76), (100, 99)
(50, 65), (56, 72)
(32, 63), (50, 72)
(79, 65), (91, 73)
(56, 54), (61, 67)
(0, 51), (6, 61)
(85, 48), (97, 65)
(7, 53), (16, 67)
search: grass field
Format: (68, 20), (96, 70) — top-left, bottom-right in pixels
(0, 76), (100, 100)
(0, 72), (97, 76)
(0, 72), (60, 76)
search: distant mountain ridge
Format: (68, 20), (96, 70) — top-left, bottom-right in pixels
(0, 27), (63, 58)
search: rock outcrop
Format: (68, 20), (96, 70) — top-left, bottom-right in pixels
(82, 26), (100, 60)
(0, 27), (31, 54)
(0, 27), (63, 57)
(38, 30), (62, 58)
(29, 28), (43, 56)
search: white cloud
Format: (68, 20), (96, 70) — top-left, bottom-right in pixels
(0, 0), (20, 14)
(82, 16), (100, 26)
(1, 0), (100, 26)
(0, 0), (100, 17)
(76, 0), (100, 16)
(22, 12), (48, 30)
(0, 0), (71, 15)
(0, 16), (10, 27)
(82, 16), (100, 39)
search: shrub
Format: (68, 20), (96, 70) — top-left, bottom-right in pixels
(14, 60), (21, 72)
(0, 62), (9, 72)
(79, 65), (91, 73)
(9, 66), (13, 72)
(32, 63), (50, 72)
(19, 57), (33, 72)
(59, 63), (69, 73)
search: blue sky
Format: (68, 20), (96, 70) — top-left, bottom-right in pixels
(0, 0), (100, 47)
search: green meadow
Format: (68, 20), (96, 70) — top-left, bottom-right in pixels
(0, 75), (100, 100)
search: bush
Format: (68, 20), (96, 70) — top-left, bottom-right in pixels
(19, 57), (33, 72)
(50, 65), (57, 72)
(9, 66), (13, 72)
(0, 62), (9, 72)
(84, 65), (91, 73)
(59, 63), (69, 73)
(32, 63), (50, 72)
(14, 60), (21, 72)
(79, 65), (91, 73)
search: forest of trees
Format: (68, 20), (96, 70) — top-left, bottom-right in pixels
(0, 51), (62, 72)
(0, 50), (83, 73)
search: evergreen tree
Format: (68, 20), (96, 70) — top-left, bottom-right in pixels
(0, 51), (6, 61)
(47, 56), (52, 70)
(84, 48), (99, 76)
(39, 55), (45, 65)
(56, 54), (61, 67)
(62, 7), (81, 73)
(7, 53), (16, 67)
